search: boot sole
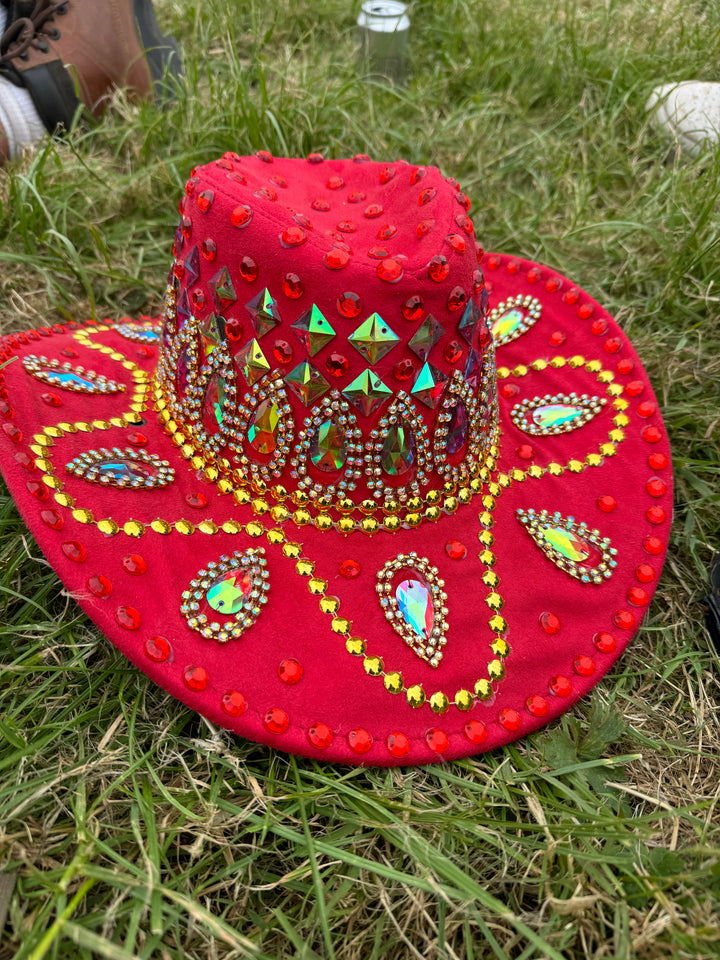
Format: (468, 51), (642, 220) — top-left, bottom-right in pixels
(132, 0), (183, 103)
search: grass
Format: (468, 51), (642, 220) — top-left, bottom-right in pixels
(1, 0), (719, 956)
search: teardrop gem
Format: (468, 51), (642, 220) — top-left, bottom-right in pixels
(207, 569), (252, 614)
(381, 425), (415, 476)
(203, 373), (227, 434)
(510, 393), (606, 435)
(516, 508), (617, 584)
(488, 296), (541, 346)
(22, 356), (124, 394)
(65, 448), (175, 489)
(181, 548), (269, 642)
(247, 398), (280, 454)
(309, 419), (346, 472)
(533, 403), (585, 429)
(96, 459), (153, 483)
(541, 527), (591, 562)
(492, 307), (524, 340)
(445, 401), (468, 455)
(396, 579), (432, 638)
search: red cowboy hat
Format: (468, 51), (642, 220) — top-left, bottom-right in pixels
(0, 152), (672, 765)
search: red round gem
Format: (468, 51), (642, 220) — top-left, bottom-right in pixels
(41, 509), (63, 530)
(445, 233), (466, 253)
(379, 165), (395, 184)
(414, 219), (434, 239)
(616, 358), (634, 375)
(386, 732), (411, 758)
(500, 383), (519, 398)
(255, 186), (277, 202)
(402, 295), (424, 322)
(191, 289), (205, 311)
(222, 690), (247, 716)
(137, 346), (154, 359)
(308, 722), (333, 749)
(643, 535), (664, 555)
(273, 340), (294, 365)
(186, 492), (208, 509)
(224, 318), (243, 341)
(61, 347), (78, 358)
(463, 720), (487, 744)
(499, 708), (521, 732)
(590, 318), (607, 335)
(27, 480), (48, 500)
(239, 256), (258, 282)
(377, 258), (403, 283)
(337, 292), (362, 318)
(425, 728), (449, 754)
(563, 288), (579, 305)
(339, 559), (361, 578)
(637, 401), (657, 419)
(526, 695), (549, 717)
(628, 587), (649, 606)
(472, 270), (485, 294)
(278, 658), (303, 685)
(444, 340), (463, 363)
(646, 506), (666, 525)
(294, 213), (312, 229)
(41, 392), (62, 406)
(337, 220), (357, 233)
(324, 248), (350, 270)
(428, 256), (449, 282)
(574, 656), (595, 677)
(307, 152), (323, 163)
(636, 564), (656, 583)
(270, 174), (287, 187)
(180, 216), (192, 239)
(281, 226), (307, 247)
(283, 273), (304, 299)
(145, 636), (171, 662)
(549, 330), (566, 346)
(256, 149), (273, 162)
(445, 540), (467, 560)
(3, 423), (22, 443)
(197, 190), (214, 213)
(116, 606), (141, 630)
(311, 198), (331, 211)
(456, 213), (474, 234)
(201, 239), (217, 261)
(613, 609), (636, 630)
(418, 187), (436, 206)
(326, 353), (349, 378)
(62, 541), (86, 563)
(364, 203), (383, 218)
(127, 432), (147, 447)
(646, 478), (666, 498)
(231, 204), (253, 228)
(377, 223), (397, 239)
(87, 574), (112, 598)
(517, 445), (534, 460)
(594, 632), (616, 654)
(122, 554), (147, 576)
(447, 286), (466, 311)
(642, 426), (662, 443)
(15, 450), (35, 471)
(545, 277), (561, 292)
(184, 665), (209, 691)
(625, 380), (645, 397)
(410, 166), (426, 184)
(578, 303), (594, 320)
(368, 245), (390, 260)
(456, 192), (471, 210)
(549, 675), (572, 697)
(393, 358), (415, 381)
(540, 612), (561, 635)
(604, 338), (622, 354)
(648, 452), (668, 471)
(348, 728), (373, 754)
(327, 176), (344, 190)
(506, 260), (519, 274)
(597, 495), (617, 512)
(185, 175), (199, 194)
(264, 708), (289, 735)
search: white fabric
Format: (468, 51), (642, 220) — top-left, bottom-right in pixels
(0, 74), (46, 158)
(0, 7), (7, 33)
(647, 82), (720, 157)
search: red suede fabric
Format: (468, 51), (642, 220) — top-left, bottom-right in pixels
(0, 154), (672, 766)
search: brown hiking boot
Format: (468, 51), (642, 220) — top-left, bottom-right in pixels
(0, 0), (181, 136)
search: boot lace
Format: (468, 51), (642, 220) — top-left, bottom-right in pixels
(0, 1), (67, 65)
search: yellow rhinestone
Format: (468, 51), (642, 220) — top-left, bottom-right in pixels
(496, 366), (510, 379)
(271, 484), (288, 501)
(337, 516), (356, 534)
(497, 474), (511, 488)
(457, 488), (472, 505)
(125, 411), (144, 425)
(308, 578), (328, 595)
(337, 497), (355, 514)
(547, 462), (564, 476)
(488, 659), (505, 681)
(585, 359), (602, 372)
(292, 489), (309, 506)
(42, 476), (62, 489)
(488, 614), (507, 633)
(478, 530), (494, 546)
(189, 456), (205, 471)
(586, 453), (603, 467)
(613, 397), (629, 411)
(454, 689), (474, 711)
(32, 434), (52, 447)
(568, 355), (585, 368)
(384, 672), (404, 694)
(513, 364), (528, 377)
(331, 616), (351, 635)
(203, 466), (218, 483)
(405, 512), (421, 528)
(158, 409), (171, 424)
(245, 521), (264, 538)
(319, 596), (340, 615)
(72, 508), (94, 524)
(509, 469), (525, 482)
(609, 429), (625, 442)
(91, 419), (111, 430)
(491, 638), (510, 658)
(197, 520), (219, 535)
(121, 521), (144, 537)
(567, 459), (584, 473)
(600, 442), (617, 457)
(57, 422), (77, 433)
(485, 592), (504, 611)
(406, 497), (423, 512)
(271, 504), (290, 522)
(479, 511), (494, 528)
(606, 383), (623, 397)
(54, 492), (74, 507)
(221, 520), (243, 534)
(482, 571), (499, 588)
(363, 655), (384, 676)
(266, 528), (285, 545)
(597, 370), (614, 383)
(429, 692), (449, 714)
(293, 509), (311, 526)
(406, 685), (426, 708)
(296, 559), (315, 577)
(479, 549), (496, 566)
(345, 636), (366, 656)
(216, 478), (233, 495)
(175, 519), (195, 535)
(530, 358), (548, 371)
(180, 444), (195, 460)
(109, 351), (125, 361)
(482, 495), (495, 510)
(129, 403), (145, 414)
(382, 499), (401, 515)
(283, 542), (302, 559)
(487, 482), (500, 497)
(314, 514), (333, 531)
(443, 496), (458, 514)
(44, 426), (64, 438)
(527, 465), (544, 478)
(424, 506), (441, 523)
(426, 489), (441, 505)
(233, 488), (252, 506)
(383, 515), (401, 532)
(469, 477), (483, 494)
(550, 356), (566, 368)
(150, 519), (172, 535)
(97, 518), (119, 536)
(252, 498), (269, 515)
(474, 678), (493, 700)
(170, 434), (185, 448)
(33, 458), (51, 472)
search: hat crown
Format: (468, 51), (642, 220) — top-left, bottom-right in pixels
(156, 153), (499, 522)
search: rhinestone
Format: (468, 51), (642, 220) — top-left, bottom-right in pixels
(325, 352), (349, 377)
(549, 675), (572, 697)
(458, 299), (481, 344)
(264, 708), (289, 734)
(324, 248), (350, 270)
(396, 579), (432, 638)
(246, 288), (281, 336)
(428, 256), (449, 282)
(445, 540), (467, 560)
(308, 723), (333, 749)
(87, 575), (112, 597)
(418, 187), (436, 205)
(446, 402), (468, 455)
(444, 340), (463, 363)
(342, 369), (392, 416)
(598, 495), (617, 512)
(574, 656), (596, 676)
(201, 238), (217, 261)
(540, 612), (560, 634)
(311, 198), (330, 211)
(377, 224), (397, 239)
(464, 720), (487, 744)
(339, 559), (361, 578)
(416, 219), (434, 238)
(200, 313), (222, 356)
(348, 729), (373, 754)
(285, 361), (330, 405)
(247, 398), (280, 454)
(283, 273), (304, 298)
(186, 492), (208, 508)
(235, 339), (270, 384)
(41, 392), (62, 406)
(207, 569), (252, 614)
(309, 420), (346, 472)
(410, 362), (447, 408)
(337, 292), (362, 318)
(122, 554), (147, 575)
(364, 203), (383, 218)
(408, 314), (444, 360)
(207, 267), (237, 311)
(41, 509), (63, 530)
(540, 526), (591, 563)
(447, 286), (466, 311)
(197, 190), (214, 212)
(402, 295), (424, 322)
(278, 659), (303, 684)
(292, 305), (336, 355)
(116, 606), (141, 630)
(273, 339), (294, 364)
(381, 425), (415, 476)
(239, 256), (258, 281)
(184, 666), (209, 691)
(202, 374), (227, 433)
(499, 709), (522, 732)
(349, 313), (400, 364)
(394, 358), (414, 381)
(386, 732), (410, 758)
(425, 729), (449, 754)
(224, 318), (243, 342)
(95, 459), (153, 483)
(145, 636), (170, 662)
(526, 695), (548, 717)
(222, 691), (247, 716)
(184, 245), (200, 285)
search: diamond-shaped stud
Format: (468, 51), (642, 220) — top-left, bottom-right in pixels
(208, 266), (237, 311)
(235, 338), (271, 385)
(176, 288), (191, 327)
(200, 313), (223, 356)
(291, 305), (336, 356)
(342, 369), (393, 416)
(245, 288), (281, 337)
(285, 361), (330, 405)
(408, 313), (445, 360)
(464, 348), (481, 390)
(348, 313), (400, 364)
(457, 299), (481, 344)
(185, 245), (200, 286)
(410, 362), (447, 408)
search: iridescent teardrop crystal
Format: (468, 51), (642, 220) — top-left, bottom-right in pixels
(445, 401), (468, 455)
(202, 373), (226, 435)
(540, 526), (591, 563)
(381, 425), (415, 476)
(491, 307), (525, 341)
(309, 419), (346, 472)
(247, 398), (280, 454)
(96, 460), (153, 482)
(532, 403), (585, 430)
(396, 579), (432, 638)
(46, 371), (97, 390)
(206, 569), (252, 614)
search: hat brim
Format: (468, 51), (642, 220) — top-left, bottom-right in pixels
(0, 252), (672, 765)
